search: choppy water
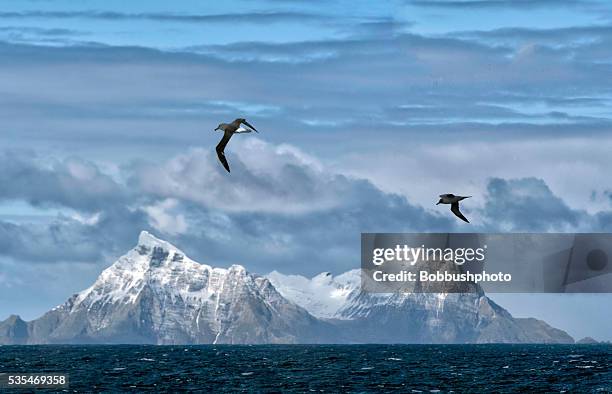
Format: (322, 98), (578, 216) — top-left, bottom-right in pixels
(0, 344), (610, 392)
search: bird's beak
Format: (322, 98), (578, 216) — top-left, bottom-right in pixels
(436, 200), (442, 205)
(214, 127), (219, 131)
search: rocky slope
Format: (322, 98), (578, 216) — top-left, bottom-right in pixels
(267, 271), (574, 344)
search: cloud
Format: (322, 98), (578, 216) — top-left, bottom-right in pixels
(132, 139), (369, 214)
(456, 24), (612, 41)
(0, 208), (147, 263)
(481, 177), (583, 231)
(407, 0), (595, 10)
(0, 26), (89, 46)
(0, 10), (331, 24)
(143, 199), (188, 235)
(0, 26), (84, 37)
(0, 152), (126, 212)
(453, 25), (612, 66)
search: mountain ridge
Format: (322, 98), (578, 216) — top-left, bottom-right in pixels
(0, 231), (574, 344)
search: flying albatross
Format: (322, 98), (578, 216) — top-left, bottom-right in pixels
(213, 118), (258, 173)
(437, 194), (471, 223)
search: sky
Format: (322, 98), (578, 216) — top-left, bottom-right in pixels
(0, 0), (611, 341)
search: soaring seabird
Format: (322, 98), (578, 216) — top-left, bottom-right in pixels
(437, 194), (471, 223)
(213, 118), (258, 173)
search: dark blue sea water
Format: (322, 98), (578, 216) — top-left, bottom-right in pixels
(0, 344), (610, 393)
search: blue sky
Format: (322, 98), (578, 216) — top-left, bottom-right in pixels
(0, 0), (611, 341)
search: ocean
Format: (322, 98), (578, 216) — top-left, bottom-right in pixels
(0, 344), (610, 392)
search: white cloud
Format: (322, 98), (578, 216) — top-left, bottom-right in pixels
(143, 199), (188, 235)
(70, 211), (101, 226)
(132, 139), (357, 214)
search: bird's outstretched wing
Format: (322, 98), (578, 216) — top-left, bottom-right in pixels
(240, 119), (258, 133)
(234, 126), (254, 134)
(451, 202), (469, 223)
(216, 131), (233, 173)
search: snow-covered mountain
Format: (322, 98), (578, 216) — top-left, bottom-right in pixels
(6, 231), (328, 344)
(0, 232), (573, 344)
(266, 271), (574, 344)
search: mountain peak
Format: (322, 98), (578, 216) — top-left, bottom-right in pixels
(4, 314), (24, 323)
(228, 264), (247, 272)
(137, 230), (178, 252)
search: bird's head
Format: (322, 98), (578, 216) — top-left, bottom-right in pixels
(436, 198), (443, 205)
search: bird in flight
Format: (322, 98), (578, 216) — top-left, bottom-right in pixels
(213, 118), (258, 173)
(436, 194), (471, 223)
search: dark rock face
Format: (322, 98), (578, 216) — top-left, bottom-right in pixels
(0, 232), (576, 345)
